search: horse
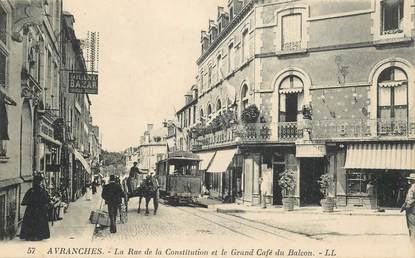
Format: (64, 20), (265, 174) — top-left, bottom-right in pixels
(121, 176), (158, 215)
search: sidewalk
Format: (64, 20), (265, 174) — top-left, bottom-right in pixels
(215, 203), (403, 216)
(49, 187), (102, 241)
(10, 187), (102, 243)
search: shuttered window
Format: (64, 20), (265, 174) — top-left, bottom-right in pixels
(282, 14), (302, 51)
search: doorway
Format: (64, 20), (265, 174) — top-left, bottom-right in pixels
(300, 158), (325, 206)
(285, 94), (298, 122)
(273, 163), (284, 205)
(376, 171), (408, 208)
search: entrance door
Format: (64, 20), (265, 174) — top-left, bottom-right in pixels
(285, 94), (298, 122)
(273, 163), (284, 205)
(376, 172), (408, 208)
(300, 158), (325, 206)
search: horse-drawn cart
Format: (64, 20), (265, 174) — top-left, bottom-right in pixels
(121, 174), (158, 215)
(156, 151), (202, 204)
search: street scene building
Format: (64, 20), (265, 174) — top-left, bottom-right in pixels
(186, 0), (415, 209)
(0, 0), (101, 239)
(2, 1), (415, 258)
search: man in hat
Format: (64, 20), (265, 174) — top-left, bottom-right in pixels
(127, 162), (142, 193)
(401, 173), (415, 240)
(101, 175), (124, 233)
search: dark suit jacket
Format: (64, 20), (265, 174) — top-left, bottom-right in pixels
(102, 182), (124, 206)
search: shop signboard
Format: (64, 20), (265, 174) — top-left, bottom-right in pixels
(296, 143), (326, 158)
(69, 72), (98, 94)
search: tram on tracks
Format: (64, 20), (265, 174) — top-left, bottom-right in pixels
(156, 151), (202, 204)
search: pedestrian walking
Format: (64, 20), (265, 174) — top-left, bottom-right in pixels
(91, 180), (97, 195)
(149, 171), (159, 215)
(101, 175), (124, 233)
(85, 182), (92, 201)
(20, 174), (50, 241)
(401, 173), (415, 240)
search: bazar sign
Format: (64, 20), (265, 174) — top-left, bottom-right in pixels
(69, 72), (98, 94)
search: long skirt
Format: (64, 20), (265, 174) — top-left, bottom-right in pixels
(85, 188), (91, 201)
(406, 211), (415, 240)
(20, 206), (50, 241)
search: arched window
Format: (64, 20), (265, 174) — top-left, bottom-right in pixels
(207, 104), (212, 117)
(279, 76), (304, 122)
(377, 67), (408, 133)
(200, 108), (204, 121)
(241, 84), (249, 110)
(216, 99), (222, 113)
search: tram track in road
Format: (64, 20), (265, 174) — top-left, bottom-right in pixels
(173, 204), (316, 243)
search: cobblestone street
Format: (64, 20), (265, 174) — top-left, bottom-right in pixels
(93, 199), (314, 245)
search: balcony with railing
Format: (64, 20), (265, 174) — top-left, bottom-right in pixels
(190, 118), (414, 151)
(311, 118), (415, 141)
(191, 121), (306, 150)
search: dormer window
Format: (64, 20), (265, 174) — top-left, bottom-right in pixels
(381, 0), (404, 35)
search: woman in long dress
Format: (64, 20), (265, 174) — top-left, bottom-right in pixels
(20, 175), (50, 241)
(85, 183), (92, 201)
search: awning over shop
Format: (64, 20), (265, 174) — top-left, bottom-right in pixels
(73, 149), (91, 174)
(344, 143), (415, 170)
(197, 151), (216, 171)
(207, 148), (237, 173)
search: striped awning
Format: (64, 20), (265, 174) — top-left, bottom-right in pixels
(378, 80), (407, 88)
(207, 148), (237, 173)
(74, 149), (91, 174)
(279, 88), (303, 94)
(344, 143), (415, 170)
(197, 151), (216, 171)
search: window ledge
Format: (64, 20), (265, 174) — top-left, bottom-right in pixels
(373, 36), (412, 46)
(276, 48), (308, 57)
(0, 156), (10, 163)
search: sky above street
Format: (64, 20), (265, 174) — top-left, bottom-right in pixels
(63, 0), (227, 152)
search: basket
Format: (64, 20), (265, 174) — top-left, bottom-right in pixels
(89, 210), (110, 227)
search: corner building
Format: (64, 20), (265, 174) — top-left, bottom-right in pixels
(193, 0), (415, 208)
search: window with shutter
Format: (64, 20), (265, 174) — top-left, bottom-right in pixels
(282, 14), (302, 51)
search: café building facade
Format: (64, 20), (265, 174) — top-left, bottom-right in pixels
(191, 0), (415, 208)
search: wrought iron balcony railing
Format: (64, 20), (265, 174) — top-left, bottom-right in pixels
(190, 118), (415, 150)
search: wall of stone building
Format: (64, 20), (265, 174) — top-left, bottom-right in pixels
(197, 10), (257, 119)
(258, 45), (415, 124)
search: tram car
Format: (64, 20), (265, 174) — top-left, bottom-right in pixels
(156, 151), (201, 203)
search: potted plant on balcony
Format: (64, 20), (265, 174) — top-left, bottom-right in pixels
(278, 169), (296, 211)
(318, 173), (335, 212)
(241, 104), (260, 124)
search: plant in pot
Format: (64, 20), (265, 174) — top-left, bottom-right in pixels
(318, 173), (335, 212)
(278, 169), (296, 211)
(241, 104), (260, 124)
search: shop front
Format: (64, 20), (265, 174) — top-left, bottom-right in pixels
(343, 143), (415, 209)
(72, 149), (91, 201)
(38, 135), (62, 197)
(204, 148), (239, 202)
